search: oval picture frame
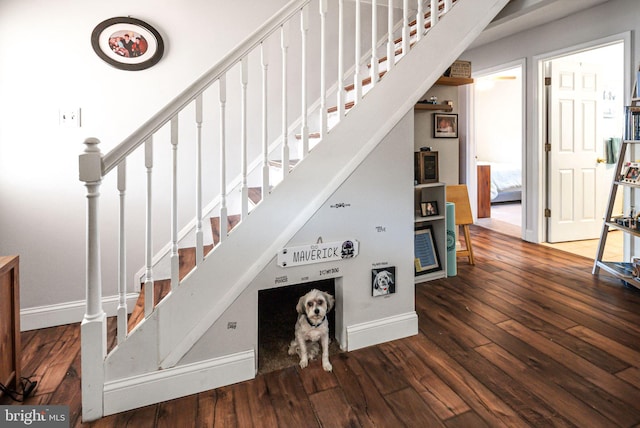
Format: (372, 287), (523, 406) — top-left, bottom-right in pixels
(91, 17), (164, 71)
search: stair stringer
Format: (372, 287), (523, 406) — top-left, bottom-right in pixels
(104, 0), (510, 382)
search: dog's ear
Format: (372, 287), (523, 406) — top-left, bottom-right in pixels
(324, 292), (335, 312)
(296, 295), (306, 314)
(388, 272), (394, 284)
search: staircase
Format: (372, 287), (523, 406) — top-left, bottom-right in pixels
(79, 0), (510, 420)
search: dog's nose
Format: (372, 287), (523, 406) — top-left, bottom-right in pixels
(314, 308), (320, 315)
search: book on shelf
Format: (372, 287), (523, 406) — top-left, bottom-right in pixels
(625, 105), (640, 140)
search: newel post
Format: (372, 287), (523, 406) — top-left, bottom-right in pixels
(79, 137), (107, 421)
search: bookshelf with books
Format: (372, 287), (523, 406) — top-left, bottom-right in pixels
(593, 66), (640, 289)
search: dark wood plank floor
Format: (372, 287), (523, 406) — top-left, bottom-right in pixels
(3, 226), (640, 427)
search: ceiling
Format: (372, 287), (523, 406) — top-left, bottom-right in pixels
(469, 0), (611, 49)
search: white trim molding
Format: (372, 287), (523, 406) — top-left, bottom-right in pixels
(103, 350), (255, 416)
(20, 293), (139, 331)
(346, 311), (418, 351)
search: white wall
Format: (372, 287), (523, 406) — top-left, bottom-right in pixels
(460, 0), (640, 242)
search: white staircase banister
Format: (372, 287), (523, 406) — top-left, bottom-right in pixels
(101, 0), (311, 176)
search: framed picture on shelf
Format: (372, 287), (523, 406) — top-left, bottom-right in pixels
(420, 200), (439, 217)
(414, 225), (441, 275)
(414, 151), (439, 184)
(621, 162), (640, 184)
(433, 113), (458, 138)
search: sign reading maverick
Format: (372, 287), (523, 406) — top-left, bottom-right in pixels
(278, 239), (359, 267)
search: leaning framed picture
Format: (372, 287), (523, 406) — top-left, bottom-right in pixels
(433, 113), (458, 138)
(91, 17), (164, 71)
(414, 151), (439, 184)
(414, 225), (441, 275)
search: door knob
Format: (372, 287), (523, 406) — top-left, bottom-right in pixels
(597, 157), (606, 164)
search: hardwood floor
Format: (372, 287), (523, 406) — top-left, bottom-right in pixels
(3, 226), (640, 427)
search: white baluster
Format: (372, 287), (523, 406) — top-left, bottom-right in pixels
(402, 0), (409, 55)
(240, 57), (249, 219)
(337, 0), (345, 118)
(261, 43), (270, 197)
(387, 0), (394, 72)
(319, 0), (327, 137)
(353, 0), (362, 104)
(144, 138), (154, 317)
(79, 137), (106, 421)
(300, 6), (309, 157)
(430, 0), (438, 28)
(117, 160), (127, 344)
(370, 0), (378, 87)
(444, 0), (452, 13)
(170, 116), (179, 289)
(219, 75), (228, 242)
(195, 94), (204, 265)
(281, 22), (290, 179)
(416, 0), (424, 42)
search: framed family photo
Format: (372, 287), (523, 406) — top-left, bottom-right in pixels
(433, 113), (458, 138)
(420, 200), (439, 217)
(91, 17), (164, 71)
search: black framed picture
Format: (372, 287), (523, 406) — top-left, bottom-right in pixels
(434, 113), (458, 138)
(414, 151), (439, 184)
(414, 225), (441, 275)
(91, 17), (164, 71)
(420, 200), (439, 217)
(371, 267), (396, 297)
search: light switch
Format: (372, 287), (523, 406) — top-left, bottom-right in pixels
(59, 108), (81, 127)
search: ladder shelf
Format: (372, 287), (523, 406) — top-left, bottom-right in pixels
(593, 65), (640, 289)
(593, 135), (640, 290)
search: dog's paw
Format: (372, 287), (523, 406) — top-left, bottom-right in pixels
(322, 360), (333, 372)
(299, 358), (309, 369)
(287, 341), (297, 355)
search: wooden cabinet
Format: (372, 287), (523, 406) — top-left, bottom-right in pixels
(0, 255), (20, 396)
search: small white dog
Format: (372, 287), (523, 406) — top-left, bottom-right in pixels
(372, 269), (394, 296)
(288, 289), (335, 371)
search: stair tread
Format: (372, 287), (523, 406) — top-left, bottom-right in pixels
(294, 132), (322, 140)
(248, 187), (262, 205)
(128, 280), (172, 332)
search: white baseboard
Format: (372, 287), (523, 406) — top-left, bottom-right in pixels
(20, 293), (140, 331)
(346, 311), (418, 351)
(103, 350), (255, 416)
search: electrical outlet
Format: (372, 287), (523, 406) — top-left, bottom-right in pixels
(59, 108), (81, 127)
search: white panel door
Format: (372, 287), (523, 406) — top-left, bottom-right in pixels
(547, 58), (607, 243)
